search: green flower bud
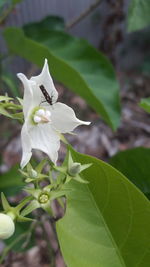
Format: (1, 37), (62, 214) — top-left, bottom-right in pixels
(0, 213), (15, 239)
(68, 162), (81, 177)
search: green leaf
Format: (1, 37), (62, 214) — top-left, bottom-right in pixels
(0, 165), (25, 196)
(139, 97), (150, 113)
(4, 20), (120, 130)
(110, 147), (150, 199)
(23, 15), (65, 35)
(127, 0), (150, 32)
(56, 148), (150, 267)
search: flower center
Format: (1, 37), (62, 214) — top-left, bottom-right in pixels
(33, 108), (51, 124)
(38, 193), (49, 204)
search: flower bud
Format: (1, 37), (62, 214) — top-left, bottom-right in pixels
(0, 213), (15, 239)
(68, 162), (81, 177)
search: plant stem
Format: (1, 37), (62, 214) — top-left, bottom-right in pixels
(0, 4), (14, 25)
(66, 0), (102, 29)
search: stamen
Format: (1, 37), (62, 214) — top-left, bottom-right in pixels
(32, 108), (51, 124)
(45, 110), (51, 118)
(34, 115), (41, 123)
(36, 109), (45, 116)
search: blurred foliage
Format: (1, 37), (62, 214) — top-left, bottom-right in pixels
(1, 71), (20, 97)
(139, 98), (150, 113)
(4, 221), (35, 252)
(110, 147), (150, 199)
(4, 16), (121, 130)
(127, 0), (150, 32)
(0, 164), (25, 196)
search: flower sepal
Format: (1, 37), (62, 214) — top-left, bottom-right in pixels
(0, 95), (23, 121)
(0, 193), (33, 239)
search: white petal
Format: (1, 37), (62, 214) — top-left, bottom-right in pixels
(30, 123), (60, 164)
(17, 73), (34, 117)
(21, 122), (32, 168)
(30, 59), (58, 104)
(50, 102), (91, 133)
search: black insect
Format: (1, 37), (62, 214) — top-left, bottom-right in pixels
(39, 84), (54, 105)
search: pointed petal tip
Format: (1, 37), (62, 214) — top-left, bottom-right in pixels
(17, 72), (24, 79)
(44, 58), (48, 64)
(82, 121), (91, 126)
(17, 73), (28, 83)
(43, 58), (48, 69)
(20, 152), (32, 169)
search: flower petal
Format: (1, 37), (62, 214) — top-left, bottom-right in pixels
(30, 59), (58, 104)
(17, 73), (35, 117)
(21, 122), (32, 168)
(29, 123), (60, 164)
(50, 102), (91, 133)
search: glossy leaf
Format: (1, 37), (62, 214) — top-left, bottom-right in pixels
(127, 0), (150, 32)
(4, 18), (120, 129)
(110, 147), (150, 199)
(139, 97), (150, 113)
(56, 148), (150, 267)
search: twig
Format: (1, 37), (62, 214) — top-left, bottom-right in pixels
(66, 0), (102, 29)
(0, 4), (14, 25)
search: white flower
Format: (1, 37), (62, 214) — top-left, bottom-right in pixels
(0, 213), (15, 239)
(17, 59), (90, 168)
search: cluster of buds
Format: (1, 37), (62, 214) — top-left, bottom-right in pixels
(0, 151), (91, 239)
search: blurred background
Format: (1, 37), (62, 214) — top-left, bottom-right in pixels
(0, 0), (150, 266)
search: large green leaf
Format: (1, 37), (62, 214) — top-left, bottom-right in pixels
(139, 97), (150, 113)
(4, 17), (120, 130)
(110, 147), (150, 199)
(56, 148), (150, 267)
(127, 0), (150, 32)
(0, 165), (24, 196)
